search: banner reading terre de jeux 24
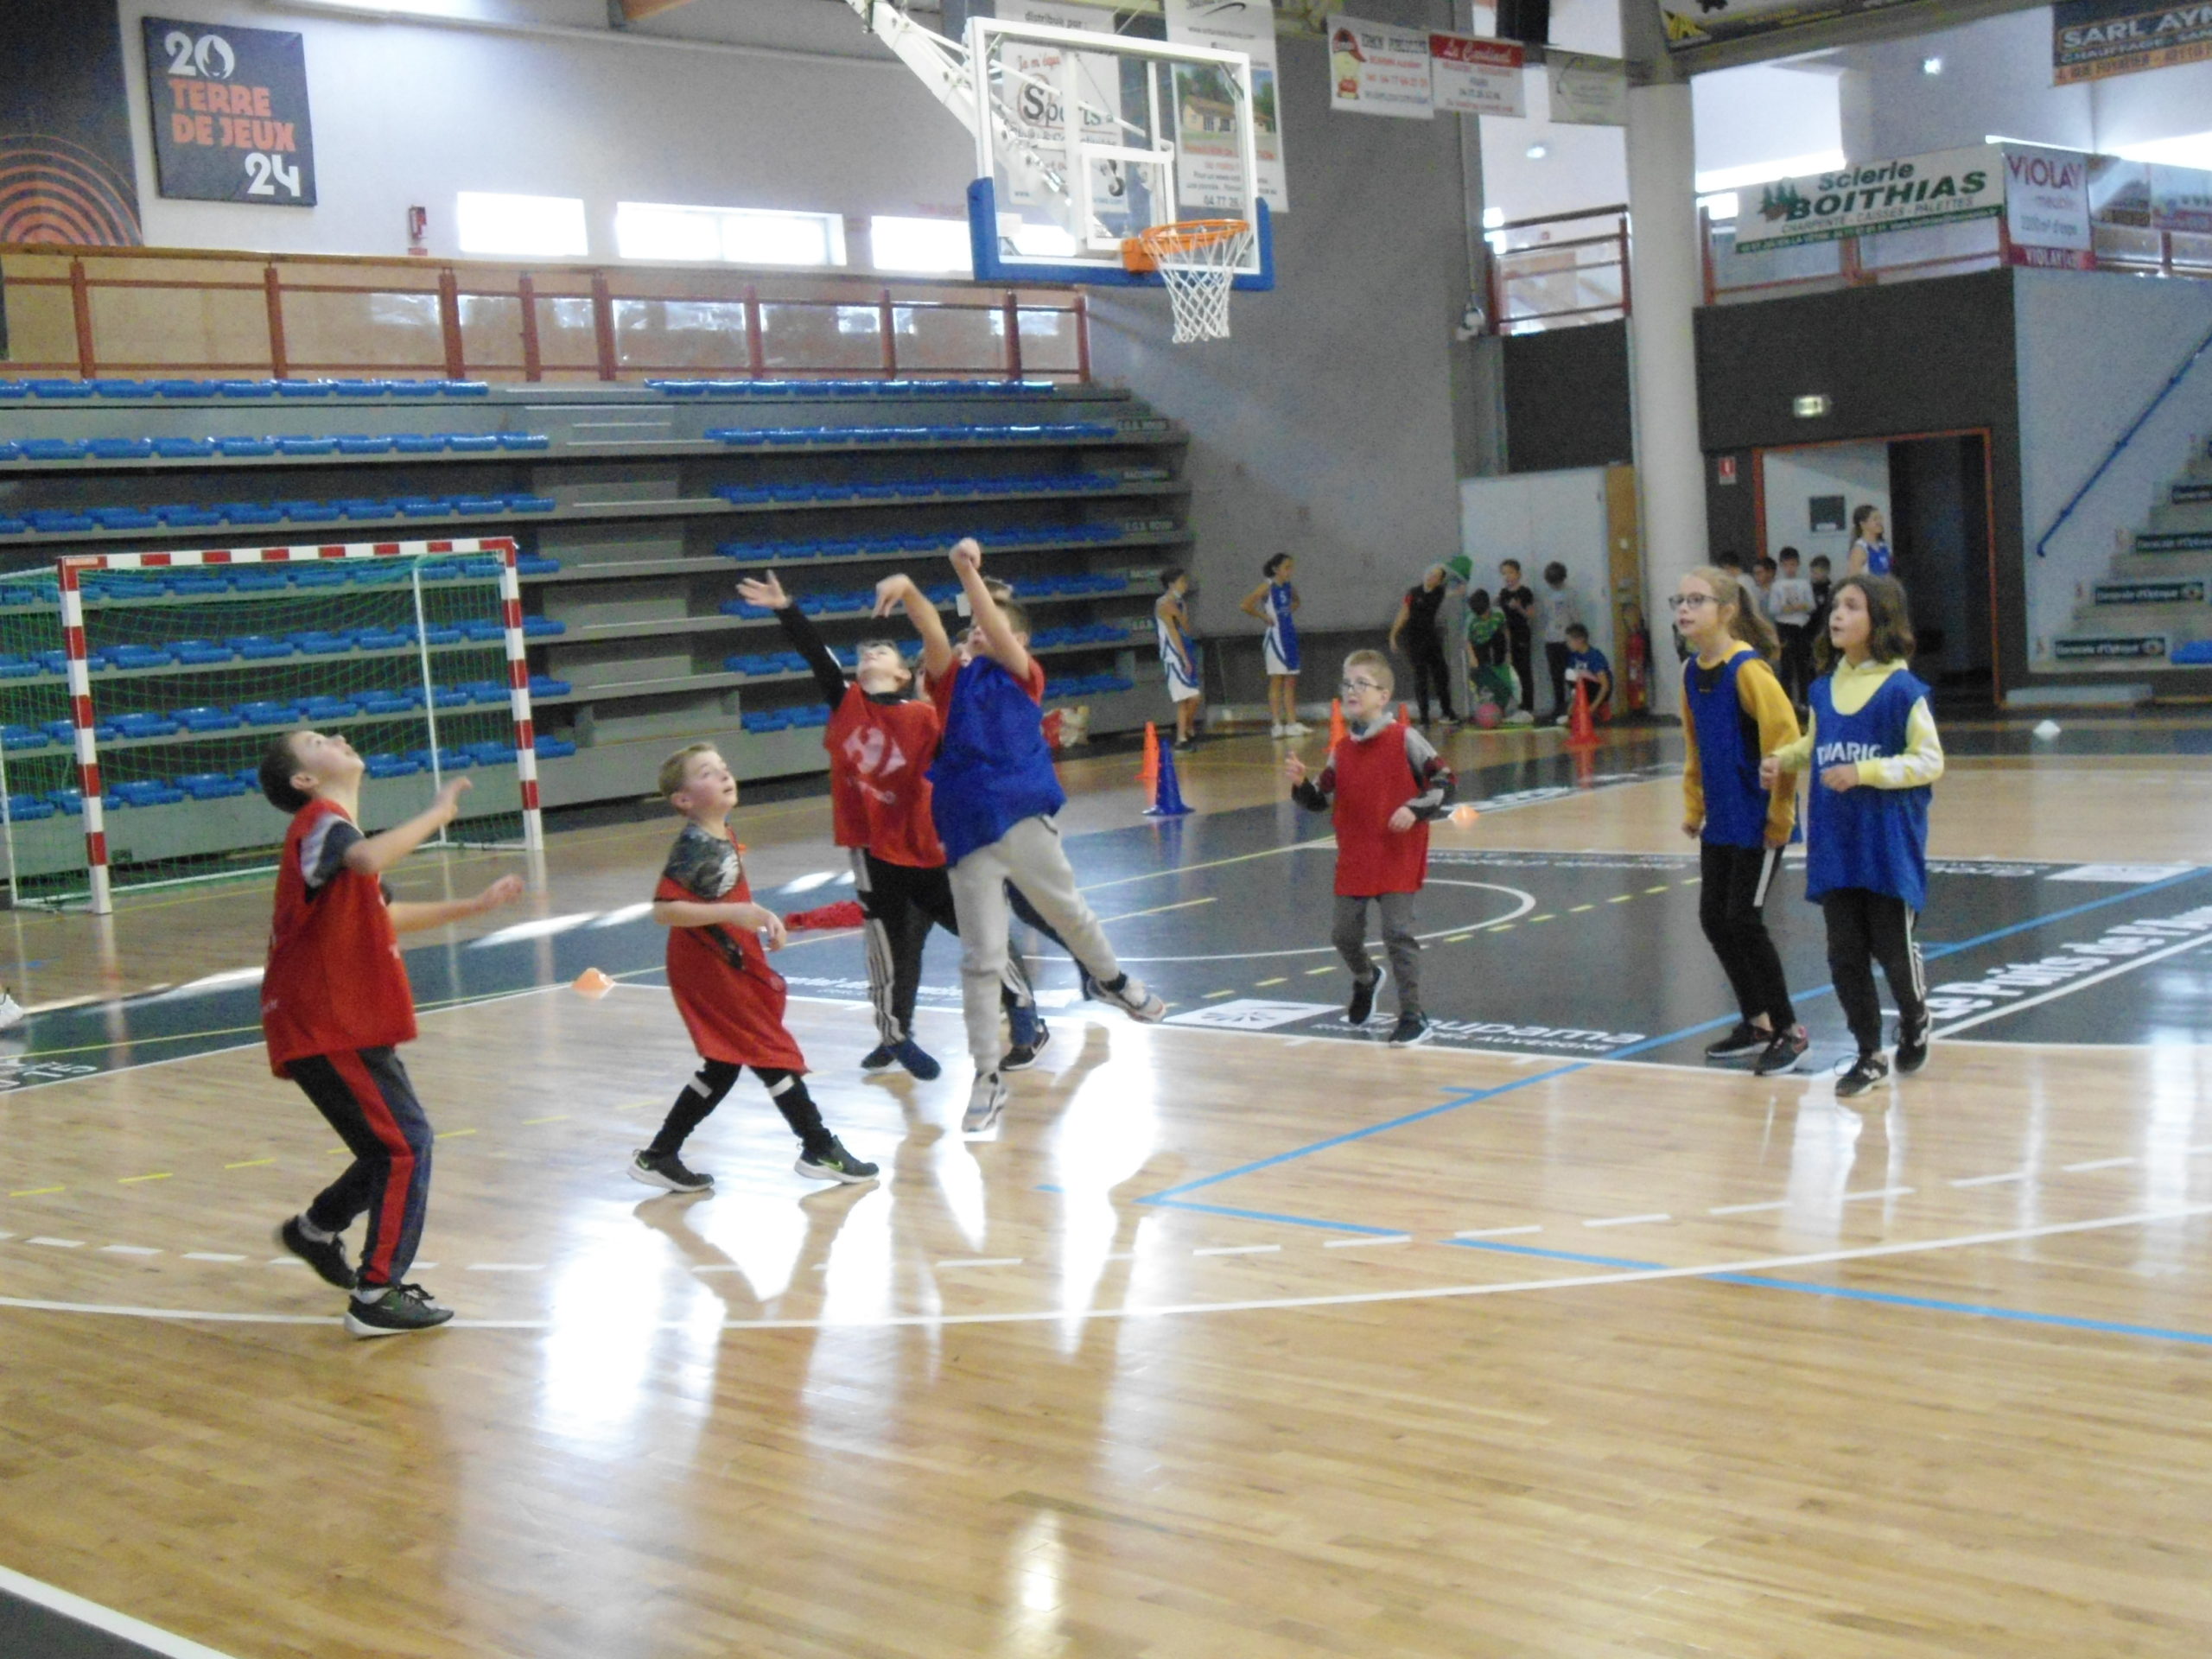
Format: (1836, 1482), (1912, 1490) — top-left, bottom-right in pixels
(143, 16), (317, 207)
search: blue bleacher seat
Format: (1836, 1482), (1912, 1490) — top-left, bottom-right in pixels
(534, 734), (576, 758)
(392, 435), (445, 454)
(516, 555), (560, 575)
(274, 437), (339, 457)
(498, 433), (550, 451)
(22, 439), (88, 461)
(213, 437), (278, 457)
(439, 381), (491, 397)
(0, 725), (49, 751)
(219, 504), (284, 525)
(521, 615), (564, 637)
(3, 794), (57, 821)
(180, 773), (248, 800)
(443, 435), (499, 454)
(156, 505), (226, 528)
(229, 571), (288, 593)
(90, 509), (161, 531)
(356, 691), (419, 715)
(528, 675), (570, 698)
(86, 438), (155, 460)
(173, 642), (236, 665)
(230, 638), (296, 662)
(274, 379), (334, 397)
(112, 715), (180, 738)
(29, 380), (94, 400)
(329, 379), (390, 397)
(47, 788), (84, 814)
(395, 498), (454, 518)
(154, 379), (219, 399)
(301, 696), (360, 719)
(335, 435), (395, 454)
(214, 380), (276, 398)
(236, 701), (299, 726)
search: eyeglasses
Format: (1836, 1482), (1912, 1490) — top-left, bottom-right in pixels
(1339, 677), (1384, 693)
(1668, 594), (1718, 610)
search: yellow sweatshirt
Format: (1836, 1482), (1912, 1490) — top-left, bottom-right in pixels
(1770, 657), (1944, 789)
(1681, 642), (1801, 846)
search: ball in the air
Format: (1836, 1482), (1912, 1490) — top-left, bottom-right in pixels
(1452, 804), (1480, 826)
(1472, 702), (1502, 729)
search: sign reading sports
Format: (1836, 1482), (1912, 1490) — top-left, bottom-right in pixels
(1732, 145), (1999, 253)
(143, 16), (315, 206)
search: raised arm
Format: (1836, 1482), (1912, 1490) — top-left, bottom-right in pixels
(344, 778), (472, 880)
(388, 874), (525, 935)
(874, 572), (955, 682)
(747, 574), (849, 705)
(951, 539), (1030, 681)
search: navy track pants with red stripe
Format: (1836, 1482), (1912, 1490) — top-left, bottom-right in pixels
(291, 1047), (433, 1291)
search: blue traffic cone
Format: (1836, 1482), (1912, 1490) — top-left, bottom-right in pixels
(1144, 736), (1192, 817)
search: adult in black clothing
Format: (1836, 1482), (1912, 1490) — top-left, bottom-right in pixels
(1388, 564), (1459, 725)
(1497, 558), (1536, 715)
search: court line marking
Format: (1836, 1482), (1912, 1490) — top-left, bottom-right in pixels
(1585, 1213), (1670, 1228)
(3, 1206), (2207, 1338)
(1108, 880), (1535, 963)
(2063, 1157), (2136, 1173)
(1932, 927), (2212, 1039)
(1708, 1199), (1789, 1216)
(0, 1562), (245, 1659)
(1192, 1243), (1280, 1256)
(1323, 1234), (1412, 1249)
(1950, 1172), (2026, 1187)
(1841, 1186), (1916, 1203)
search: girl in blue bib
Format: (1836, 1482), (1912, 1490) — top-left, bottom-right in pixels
(1763, 575), (1943, 1099)
(1847, 504), (1893, 578)
(1241, 552), (1306, 738)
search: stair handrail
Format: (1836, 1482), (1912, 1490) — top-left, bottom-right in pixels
(2036, 315), (2212, 557)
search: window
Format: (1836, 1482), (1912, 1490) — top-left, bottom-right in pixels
(614, 201), (846, 268)
(870, 215), (972, 275)
(455, 192), (588, 258)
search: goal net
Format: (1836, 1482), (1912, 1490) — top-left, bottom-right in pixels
(0, 537), (543, 912)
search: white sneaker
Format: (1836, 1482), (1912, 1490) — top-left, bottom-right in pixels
(0, 990), (24, 1032)
(963, 1071), (1008, 1135)
(1097, 974), (1166, 1023)
(1283, 721), (1311, 736)
(1270, 722), (1287, 739)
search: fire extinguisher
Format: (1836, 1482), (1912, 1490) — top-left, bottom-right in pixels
(1622, 607), (1651, 713)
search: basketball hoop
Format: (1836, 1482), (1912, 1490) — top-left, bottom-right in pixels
(1124, 219), (1254, 345)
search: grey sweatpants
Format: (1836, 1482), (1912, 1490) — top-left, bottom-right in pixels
(1332, 892), (1421, 1016)
(947, 815), (1123, 1071)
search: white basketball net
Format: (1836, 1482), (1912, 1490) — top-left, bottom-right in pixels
(1140, 220), (1255, 345)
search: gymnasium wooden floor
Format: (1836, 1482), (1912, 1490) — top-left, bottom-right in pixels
(3, 718), (2210, 1659)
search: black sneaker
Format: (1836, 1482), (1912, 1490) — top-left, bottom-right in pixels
(277, 1215), (356, 1290)
(343, 1282), (453, 1339)
(796, 1138), (880, 1185)
(1003, 1021), (1052, 1071)
(860, 1044), (899, 1071)
(1894, 1016), (1930, 1075)
(1388, 1012), (1433, 1046)
(889, 1039), (941, 1081)
(1835, 1052), (1891, 1098)
(1704, 1021), (1765, 1061)
(1347, 966), (1385, 1027)
(629, 1147), (713, 1193)
(1752, 1024), (1810, 1077)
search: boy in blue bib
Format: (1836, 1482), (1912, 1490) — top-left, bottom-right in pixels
(1764, 575), (1942, 1098)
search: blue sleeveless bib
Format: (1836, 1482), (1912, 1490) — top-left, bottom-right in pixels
(928, 656), (1066, 865)
(1804, 667), (1929, 908)
(1685, 651), (1770, 849)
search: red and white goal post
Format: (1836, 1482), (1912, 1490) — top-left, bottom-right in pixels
(58, 537), (543, 916)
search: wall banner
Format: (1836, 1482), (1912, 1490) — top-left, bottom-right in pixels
(998, 3), (1119, 213)
(1165, 0), (1287, 212)
(2003, 147), (2091, 268)
(1326, 16), (1433, 119)
(0, 2), (141, 245)
(1732, 145), (2001, 253)
(2053, 0), (2212, 85)
(1429, 33), (1525, 118)
(144, 16), (316, 206)
(1546, 54), (1627, 126)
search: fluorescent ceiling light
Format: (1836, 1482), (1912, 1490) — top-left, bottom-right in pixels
(2113, 130), (2212, 170)
(1921, 55), (1942, 74)
(1694, 149), (1847, 194)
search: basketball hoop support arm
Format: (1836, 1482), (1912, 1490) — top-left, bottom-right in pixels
(846, 0), (980, 136)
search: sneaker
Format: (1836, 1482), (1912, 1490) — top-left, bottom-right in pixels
(277, 1215), (355, 1290)
(1270, 722), (1287, 739)
(1097, 973), (1166, 1023)
(963, 1070), (1008, 1135)
(1704, 1020), (1766, 1062)
(1835, 1052), (1891, 1099)
(1347, 966), (1385, 1027)
(1388, 1012), (1433, 1046)
(1894, 1015), (1930, 1075)
(1752, 1024), (1811, 1077)
(628, 1147), (714, 1193)
(343, 1282), (453, 1339)
(860, 1044), (898, 1071)
(0, 989), (22, 1032)
(1003, 1020), (1052, 1071)
(1283, 721), (1311, 737)
(1077, 966), (1102, 1003)
(796, 1138), (880, 1184)
(890, 1039), (940, 1081)
(1173, 736), (1194, 752)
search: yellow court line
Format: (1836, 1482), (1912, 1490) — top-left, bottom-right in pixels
(1445, 933), (1472, 944)
(224, 1159), (276, 1170)
(117, 1173), (172, 1185)
(1094, 895), (1218, 925)
(8, 1186), (64, 1198)
(519, 1114), (569, 1126)
(1203, 988), (1236, 999)
(435, 1128), (477, 1141)
(1608, 894), (1634, 904)
(1305, 964), (1335, 975)
(1255, 976), (1287, 988)
(1645, 885), (1670, 894)
(1529, 913), (1556, 923)
(1570, 904), (1594, 913)
(1077, 840), (1310, 896)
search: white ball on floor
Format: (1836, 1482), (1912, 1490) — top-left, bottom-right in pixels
(2032, 718), (2062, 740)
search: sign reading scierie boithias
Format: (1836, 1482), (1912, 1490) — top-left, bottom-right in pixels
(1732, 145), (1999, 253)
(143, 17), (315, 206)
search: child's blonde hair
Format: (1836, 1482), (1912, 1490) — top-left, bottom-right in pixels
(1686, 565), (1779, 663)
(658, 741), (719, 799)
(1343, 648), (1394, 694)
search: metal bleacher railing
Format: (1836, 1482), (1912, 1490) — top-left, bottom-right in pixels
(0, 245), (1091, 385)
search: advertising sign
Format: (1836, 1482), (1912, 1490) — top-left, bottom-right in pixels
(999, 3), (1119, 213)
(2002, 146), (2092, 267)
(1428, 32), (1525, 118)
(1326, 16), (1433, 118)
(2053, 0), (2212, 84)
(1656, 0), (1918, 50)
(2094, 580), (2205, 605)
(2136, 531), (2212, 553)
(2053, 634), (2169, 660)
(1733, 145), (2000, 253)
(1546, 54), (1627, 126)
(143, 16), (315, 206)
(1166, 0), (1287, 211)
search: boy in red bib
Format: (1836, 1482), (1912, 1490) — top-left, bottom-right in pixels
(629, 743), (878, 1194)
(258, 730), (523, 1338)
(1283, 651), (1454, 1045)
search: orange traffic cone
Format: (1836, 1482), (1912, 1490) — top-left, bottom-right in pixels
(1398, 702), (1411, 727)
(1565, 677), (1599, 751)
(1138, 721), (1160, 808)
(572, 968), (614, 998)
(1329, 698), (1347, 747)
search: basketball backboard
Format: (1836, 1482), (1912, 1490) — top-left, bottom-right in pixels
(964, 16), (1274, 291)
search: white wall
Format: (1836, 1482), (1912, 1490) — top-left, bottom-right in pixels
(1476, 0), (1625, 222)
(1692, 62), (1841, 180)
(118, 0), (970, 258)
(1758, 442), (1889, 569)
(2015, 268), (2212, 660)
(1459, 466), (1613, 663)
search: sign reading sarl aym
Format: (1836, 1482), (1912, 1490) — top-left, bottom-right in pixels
(1733, 146), (2001, 252)
(2053, 633), (2170, 659)
(2054, 0), (2212, 84)
(2095, 578), (2207, 605)
(2134, 529), (2212, 552)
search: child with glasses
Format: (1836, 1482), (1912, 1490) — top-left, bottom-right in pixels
(1283, 651), (1455, 1046)
(1672, 568), (1808, 1077)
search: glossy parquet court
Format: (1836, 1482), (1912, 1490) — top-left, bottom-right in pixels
(3, 721), (2210, 1658)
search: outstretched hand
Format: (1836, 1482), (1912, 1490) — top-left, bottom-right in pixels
(873, 574), (914, 618)
(475, 874), (525, 912)
(431, 776), (473, 823)
(950, 537), (982, 575)
(737, 572), (790, 610)
(1283, 753), (1306, 787)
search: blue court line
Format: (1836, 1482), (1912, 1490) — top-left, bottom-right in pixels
(1446, 1236), (1655, 1270)
(1141, 1197), (1420, 1236)
(1137, 866), (2212, 1207)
